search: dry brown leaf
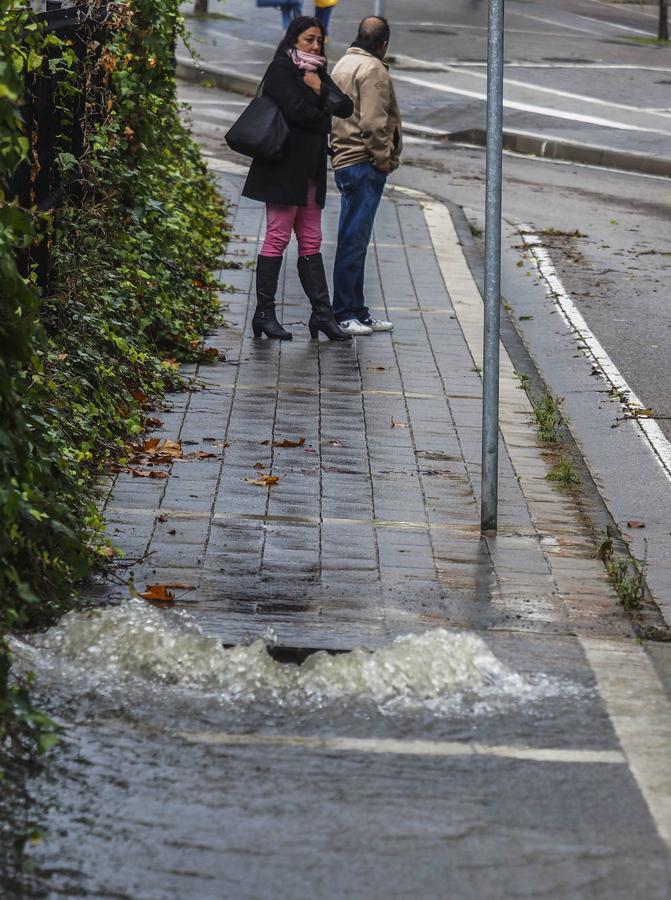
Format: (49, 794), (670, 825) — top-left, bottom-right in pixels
(258, 439), (271, 445)
(253, 462), (266, 469)
(627, 520), (646, 529)
(130, 467), (168, 479)
(367, 366), (386, 372)
(245, 474), (282, 487)
(273, 437), (306, 448)
(140, 585), (175, 603)
(145, 417), (163, 428)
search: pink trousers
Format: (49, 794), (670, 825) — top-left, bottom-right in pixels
(260, 181), (322, 257)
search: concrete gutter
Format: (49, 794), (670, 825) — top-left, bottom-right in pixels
(176, 55), (671, 179)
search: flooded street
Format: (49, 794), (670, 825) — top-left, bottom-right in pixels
(4, 76), (671, 900)
(4, 605), (671, 898)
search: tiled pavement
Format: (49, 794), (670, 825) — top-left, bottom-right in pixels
(96, 154), (628, 650)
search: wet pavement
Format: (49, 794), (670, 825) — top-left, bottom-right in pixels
(4, 86), (671, 899)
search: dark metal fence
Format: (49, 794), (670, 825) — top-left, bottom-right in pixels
(8, 2), (108, 294)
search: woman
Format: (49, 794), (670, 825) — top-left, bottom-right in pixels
(242, 17), (353, 341)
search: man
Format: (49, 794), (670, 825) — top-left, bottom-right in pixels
(330, 16), (402, 335)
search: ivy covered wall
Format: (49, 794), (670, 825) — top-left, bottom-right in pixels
(0, 0), (226, 756)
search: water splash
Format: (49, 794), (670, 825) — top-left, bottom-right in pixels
(12, 601), (577, 716)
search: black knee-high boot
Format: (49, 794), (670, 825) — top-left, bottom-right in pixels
(252, 255), (292, 340)
(297, 254), (350, 342)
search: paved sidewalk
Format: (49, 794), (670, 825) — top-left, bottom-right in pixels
(96, 149), (630, 650)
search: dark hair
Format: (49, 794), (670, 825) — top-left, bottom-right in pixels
(355, 15), (390, 52)
(274, 16), (326, 59)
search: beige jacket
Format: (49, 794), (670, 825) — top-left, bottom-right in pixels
(330, 47), (402, 174)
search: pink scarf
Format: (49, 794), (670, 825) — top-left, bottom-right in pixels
(288, 48), (326, 72)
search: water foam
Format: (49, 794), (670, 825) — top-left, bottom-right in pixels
(13, 601), (574, 715)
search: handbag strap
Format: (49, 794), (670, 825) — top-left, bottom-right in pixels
(255, 64), (273, 98)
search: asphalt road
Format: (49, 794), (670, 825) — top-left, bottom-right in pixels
(182, 0), (671, 439)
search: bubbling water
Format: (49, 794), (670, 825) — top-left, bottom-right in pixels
(12, 601), (576, 716)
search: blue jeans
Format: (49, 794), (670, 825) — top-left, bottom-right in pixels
(333, 162), (387, 323)
(281, 2), (302, 29)
(314, 6), (333, 33)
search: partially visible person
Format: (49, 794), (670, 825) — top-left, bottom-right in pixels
(314, 0), (339, 35)
(242, 17), (354, 341)
(330, 16), (402, 335)
(256, 0), (303, 31)
(280, 1), (303, 29)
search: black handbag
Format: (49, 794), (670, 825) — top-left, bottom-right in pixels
(225, 76), (289, 162)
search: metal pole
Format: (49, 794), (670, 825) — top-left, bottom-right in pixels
(374, 0), (386, 17)
(480, 0), (504, 533)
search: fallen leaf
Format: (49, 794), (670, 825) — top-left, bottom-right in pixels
(130, 467), (168, 479)
(367, 366), (386, 372)
(273, 437), (306, 448)
(145, 417), (163, 428)
(627, 520), (646, 529)
(391, 417), (409, 428)
(191, 450), (218, 459)
(329, 439), (343, 447)
(253, 462), (266, 469)
(304, 447), (317, 454)
(160, 583), (196, 590)
(157, 514), (168, 522)
(140, 585), (175, 603)
(258, 439), (271, 445)
(245, 474), (283, 487)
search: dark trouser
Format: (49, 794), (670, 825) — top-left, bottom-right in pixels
(314, 6), (333, 32)
(280, 2), (302, 29)
(333, 162), (387, 323)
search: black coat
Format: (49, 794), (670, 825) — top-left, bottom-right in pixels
(242, 55), (353, 209)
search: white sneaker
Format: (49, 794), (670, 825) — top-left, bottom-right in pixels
(338, 318), (373, 335)
(361, 316), (394, 332)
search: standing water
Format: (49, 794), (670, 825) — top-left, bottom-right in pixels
(2, 602), (592, 899)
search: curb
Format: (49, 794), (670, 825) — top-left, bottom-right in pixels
(176, 55), (671, 179)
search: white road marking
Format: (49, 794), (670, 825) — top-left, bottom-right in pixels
(439, 67), (671, 121)
(519, 226), (671, 482)
(179, 730), (625, 765)
(575, 14), (652, 36)
(393, 73), (671, 135)
(510, 10), (609, 36)
(580, 637), (671, 851)
(585, 0), (657, 18)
